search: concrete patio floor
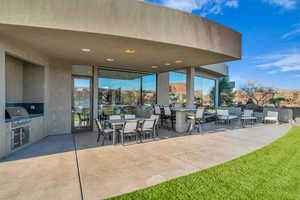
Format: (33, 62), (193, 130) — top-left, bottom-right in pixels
(0, 123), (292, 200)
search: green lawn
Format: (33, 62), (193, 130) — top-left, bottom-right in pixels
(108, 126), (300, 200)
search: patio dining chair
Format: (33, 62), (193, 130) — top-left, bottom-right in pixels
(264, 111), (279, 124)
(187, 108), (205, 134)
(138, 119), (157, 141)
(162, 106), (175, 129)
(150, 115), (160, 137)
(154, 105), (161, 115)
(121, 120), (139, 145)
(95, 119), (113, 145)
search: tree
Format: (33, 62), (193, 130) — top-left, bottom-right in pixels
(169, 92), (178, 103)
(217, 77), (235, 106)
(221, 92), (236, 106)
(194, 96), (203, 106)
(268, 95), (286, 108)
(240, 81), (275, 106)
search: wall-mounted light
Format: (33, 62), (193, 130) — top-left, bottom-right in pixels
(106, 58), (114, 62)
(81, 48), (91, 52)
(175, 60), (183, 64)
(125, 49), (136, 54)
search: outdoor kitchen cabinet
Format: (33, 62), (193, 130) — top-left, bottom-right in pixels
(30, 116), (45, 143)
(0, 123), (10, 158)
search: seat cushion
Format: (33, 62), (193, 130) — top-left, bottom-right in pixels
(218, 115), (228, 120)
(228, 115), (238, 120)
(265, 117), (278, 121)
(103, 128), (113, 133)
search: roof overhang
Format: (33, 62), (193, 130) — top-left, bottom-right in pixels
(0, 0), (242, 73)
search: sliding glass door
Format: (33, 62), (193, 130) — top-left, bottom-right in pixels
(72, 77), (93, 132)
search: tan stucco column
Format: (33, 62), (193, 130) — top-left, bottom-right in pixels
(0, 49), (5, 122)
(215, 78), (219, 108)
(0, 49), (6, 158)
(186, 67), (195, 108)
(157, 72), (169, 105)
(45, 62), (72, 135)
(93, 66), (98, 131)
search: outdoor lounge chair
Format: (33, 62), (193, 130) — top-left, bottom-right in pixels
(109, 115), (122, 120)
(217, 109), (238, 125)
(242, 109), (254, 117)
(264, 111), (279, 124)
(95, 119), (113, 145)
(124, 114), (136, 120)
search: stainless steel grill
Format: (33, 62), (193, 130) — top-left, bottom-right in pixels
(6, 107), (31, 150)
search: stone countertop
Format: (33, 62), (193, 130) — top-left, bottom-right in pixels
(173, 108), (197, 112)
(5, 114), (44, 123)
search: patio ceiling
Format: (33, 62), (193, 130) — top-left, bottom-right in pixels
(0, 24), (238, 73)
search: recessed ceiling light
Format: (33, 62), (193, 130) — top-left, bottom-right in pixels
(165, 63), (171, 66)
(81, 48), (91, 52)
(106, 58), (114, 62)
(175, 60), (183, 64)
(152, 66), (159, 69)
(125, 49), (136, 54)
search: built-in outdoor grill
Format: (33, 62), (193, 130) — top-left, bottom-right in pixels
(6, 107), (31, 150)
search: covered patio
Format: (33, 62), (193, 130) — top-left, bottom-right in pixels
(0, 123), (291, 200)
(0, 0), (242, 159)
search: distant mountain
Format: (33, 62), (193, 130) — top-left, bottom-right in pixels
(169, 83), (186, 94)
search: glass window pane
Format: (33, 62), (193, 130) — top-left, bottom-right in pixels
(194, 76), (216, 108)
(142, 74), (157, 105)
(72, 78), (92, 130)
(169, 72), (187, 105)
(97, 68), (156, 119)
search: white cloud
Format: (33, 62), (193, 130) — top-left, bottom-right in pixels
(256, 51), (300, 74)
(296, 74), (300, 78)
(263, 0), (297, 9)
(225, 0), (239, 8)
(143, 0), (239, 16)
(282, 24), (300, 39)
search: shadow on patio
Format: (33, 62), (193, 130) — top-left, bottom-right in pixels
(0, 121), (283, 163)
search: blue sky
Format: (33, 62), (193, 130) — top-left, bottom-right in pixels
(142, 0), (300, 90)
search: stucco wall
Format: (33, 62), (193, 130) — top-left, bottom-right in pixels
(23, 63), (44, 103)
(0, 49), (6, 158)
(157, 72), (169, 105)
(5, 55), (23, 103)
(0, 36), (48, 67)
(200, 63), (229, 77)
(45, 62), (72, 135)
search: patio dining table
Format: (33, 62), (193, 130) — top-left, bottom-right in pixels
(106, 118), (145, 145)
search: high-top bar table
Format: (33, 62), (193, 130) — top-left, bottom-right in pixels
(173, 108), (197, 133)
